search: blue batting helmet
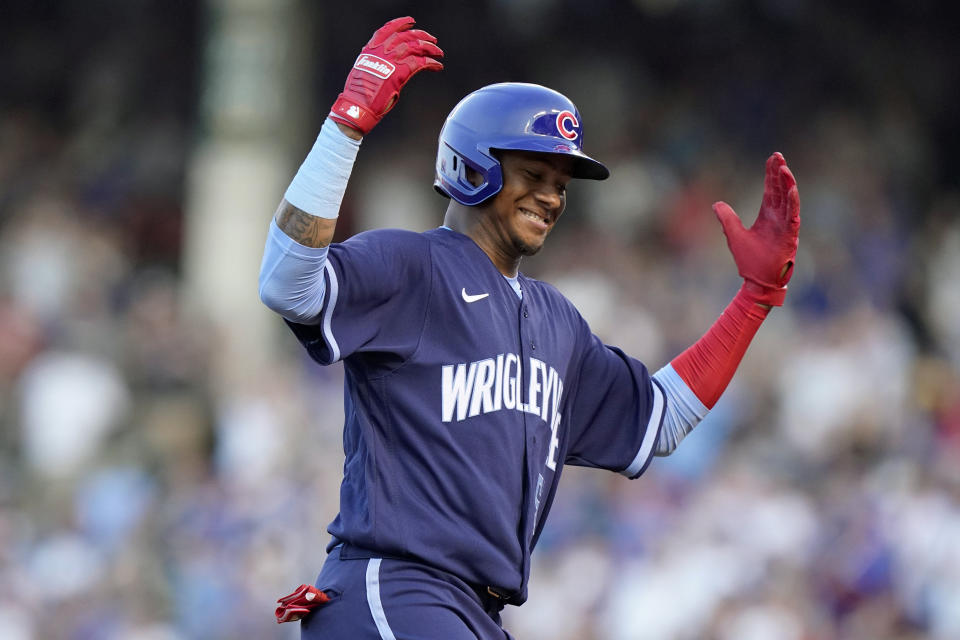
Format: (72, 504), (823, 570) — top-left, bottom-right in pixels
(433, 83), (609, 206)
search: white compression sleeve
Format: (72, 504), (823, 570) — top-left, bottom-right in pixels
(652, 364), (709, 456)
(284, 117), (361, 217)
(258, 118), (360, 323)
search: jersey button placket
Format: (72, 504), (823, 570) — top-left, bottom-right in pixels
(516, 294), (538, 584)
(524, 304), (533, 349)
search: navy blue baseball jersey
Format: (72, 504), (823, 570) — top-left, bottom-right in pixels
(285, 226), (665, 603)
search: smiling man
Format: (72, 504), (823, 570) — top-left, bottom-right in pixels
(446, 149), (574, 270)
(258, 16), (800, 640)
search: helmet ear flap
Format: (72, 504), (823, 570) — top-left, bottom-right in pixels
(434, 142), (503, 205)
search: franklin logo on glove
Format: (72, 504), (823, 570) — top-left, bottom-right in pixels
(354, 53), (396, 79)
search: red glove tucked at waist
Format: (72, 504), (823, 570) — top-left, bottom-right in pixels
(329, 16), (444, 135)
(713, 152), (801, 306)
(275, 584), (330, 624)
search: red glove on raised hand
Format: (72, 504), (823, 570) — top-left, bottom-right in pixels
(713, 152), (801, 306)
(329, 17), (444, 136)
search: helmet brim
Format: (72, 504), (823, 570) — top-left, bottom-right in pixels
(488, 138), (610, 181)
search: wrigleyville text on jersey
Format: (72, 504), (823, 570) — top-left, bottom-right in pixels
(442, 354), (563, 470)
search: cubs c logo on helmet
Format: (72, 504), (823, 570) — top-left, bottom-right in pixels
(556, 110), (579, 140)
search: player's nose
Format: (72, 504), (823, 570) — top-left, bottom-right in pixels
(534, 188), (564, 216)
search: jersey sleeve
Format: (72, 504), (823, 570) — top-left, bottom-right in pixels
(564, 330), (667, 479)
(283, 229), (432, 366)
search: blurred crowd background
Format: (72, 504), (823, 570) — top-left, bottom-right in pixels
(2, 1), (959, 639)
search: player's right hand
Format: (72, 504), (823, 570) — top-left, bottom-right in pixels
(329, 16), (444, 136)
(713, 152), (801, 306)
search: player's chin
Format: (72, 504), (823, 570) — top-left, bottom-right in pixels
(513, 236), (546, 256)
(510, 221), (552, 256)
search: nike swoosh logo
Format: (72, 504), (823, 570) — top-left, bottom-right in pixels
(461, 288), (490, 303)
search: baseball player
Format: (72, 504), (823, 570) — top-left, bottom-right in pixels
(259, 16), (800, 640)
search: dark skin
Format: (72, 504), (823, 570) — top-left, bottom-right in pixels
(442, 151), (573, 277)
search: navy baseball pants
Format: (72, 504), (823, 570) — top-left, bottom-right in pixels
(300, 544), (515, 640)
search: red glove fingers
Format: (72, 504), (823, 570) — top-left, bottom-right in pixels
(275, 584), (331, 624)
(329, 16), (444, 136)
(713, 152), (801, 306)
(366, 16), (417, 47)
(402, 28), (440, 45)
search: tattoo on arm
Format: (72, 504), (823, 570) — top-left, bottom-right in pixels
(274, 200), (337, 248)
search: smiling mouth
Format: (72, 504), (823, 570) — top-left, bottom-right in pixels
(520, 208), (550, 226)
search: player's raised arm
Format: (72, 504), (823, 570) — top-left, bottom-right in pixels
(652, 153), (800, 454)
(277, 15), (443, 246)
(259, 17), (442, 323)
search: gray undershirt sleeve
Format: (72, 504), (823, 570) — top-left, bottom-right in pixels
(652, 363), (710, 456)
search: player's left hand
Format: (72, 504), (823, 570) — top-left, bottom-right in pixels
(713, 152), (800, 306)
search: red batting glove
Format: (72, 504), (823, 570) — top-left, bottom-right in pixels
(713, 152), (801, 306)
(275, 584), (330, 624)
(329, 16), (444, 135)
